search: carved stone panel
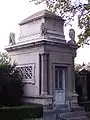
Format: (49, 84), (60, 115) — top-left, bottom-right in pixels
(17, 64), (35, 84)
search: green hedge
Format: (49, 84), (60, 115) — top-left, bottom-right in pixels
(0, 104), (43, 120)
(79, 101), (90, 112)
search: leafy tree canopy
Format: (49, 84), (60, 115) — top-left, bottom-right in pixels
(30, 0), (90, 46)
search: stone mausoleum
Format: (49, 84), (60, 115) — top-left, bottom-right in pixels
(5, 10), (88, 120)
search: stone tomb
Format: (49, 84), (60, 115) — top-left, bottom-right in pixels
(5, 10), (88, 120)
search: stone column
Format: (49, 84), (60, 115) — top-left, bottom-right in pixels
(72, 56), (75, 93)
(66, 65), (73, 107)
(41, 53), (48, 95)
(67, 66), (72, 97)
(72, 49), (78, 107)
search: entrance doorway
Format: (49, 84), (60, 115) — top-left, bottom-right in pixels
(54, 66), (66, 105)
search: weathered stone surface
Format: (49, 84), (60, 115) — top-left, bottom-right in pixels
(5, 10), (87, 120)
(43, 108), (88, 120)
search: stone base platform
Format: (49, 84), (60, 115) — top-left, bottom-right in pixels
(23, 96), (88, 120)
(23, 95), (53, 110)
(43, 106), (88, 120)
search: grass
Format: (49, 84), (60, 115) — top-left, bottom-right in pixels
(0, 104), (43, 120)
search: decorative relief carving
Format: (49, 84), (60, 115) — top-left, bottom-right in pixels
(9, 32), (16, 45)
(40, 22), (47, 36)
(68, 29), (76, 44)
(52, 21), (59, 31)
(17, 64), (35, 84)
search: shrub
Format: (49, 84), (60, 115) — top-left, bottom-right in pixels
(0, 104), (43, 120)
(0, 63), (23, 106)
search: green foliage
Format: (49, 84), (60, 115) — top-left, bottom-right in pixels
(29, 0), (90, 46)
(79, 101), (90, 112)
(0, 52), (10, 65)
(0, 104), (43, 120)
(77, 4), (90, 46)
(75, 63), (82, 73)
(0, 53), (23, 107)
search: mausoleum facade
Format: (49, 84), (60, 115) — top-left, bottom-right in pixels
(5, 10), (78, 109)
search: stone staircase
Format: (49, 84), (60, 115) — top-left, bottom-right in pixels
(60, 116), (87, 120)
(56, 107), (88, 120)
(43, 106), (88, 120)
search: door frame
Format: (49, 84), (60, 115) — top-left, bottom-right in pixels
(52, 63), (68, 106)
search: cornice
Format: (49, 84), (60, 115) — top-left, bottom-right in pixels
(19, 10), (64, 26)
(5, 40), (78, 52)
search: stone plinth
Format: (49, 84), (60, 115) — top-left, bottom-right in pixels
(18, 10), (66, 44)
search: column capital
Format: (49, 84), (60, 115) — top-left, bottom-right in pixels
(41, 53), (49, 61)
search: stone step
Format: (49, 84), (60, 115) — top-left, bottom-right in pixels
(55, 105), (85, 113)
(55, 108), (70, 113)
(58, 110), (85, 118)
(43, 106), (87, 120)
(60, 116), (88, 120)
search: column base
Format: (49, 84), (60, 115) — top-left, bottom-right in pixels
(41, 92), (48, 96)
